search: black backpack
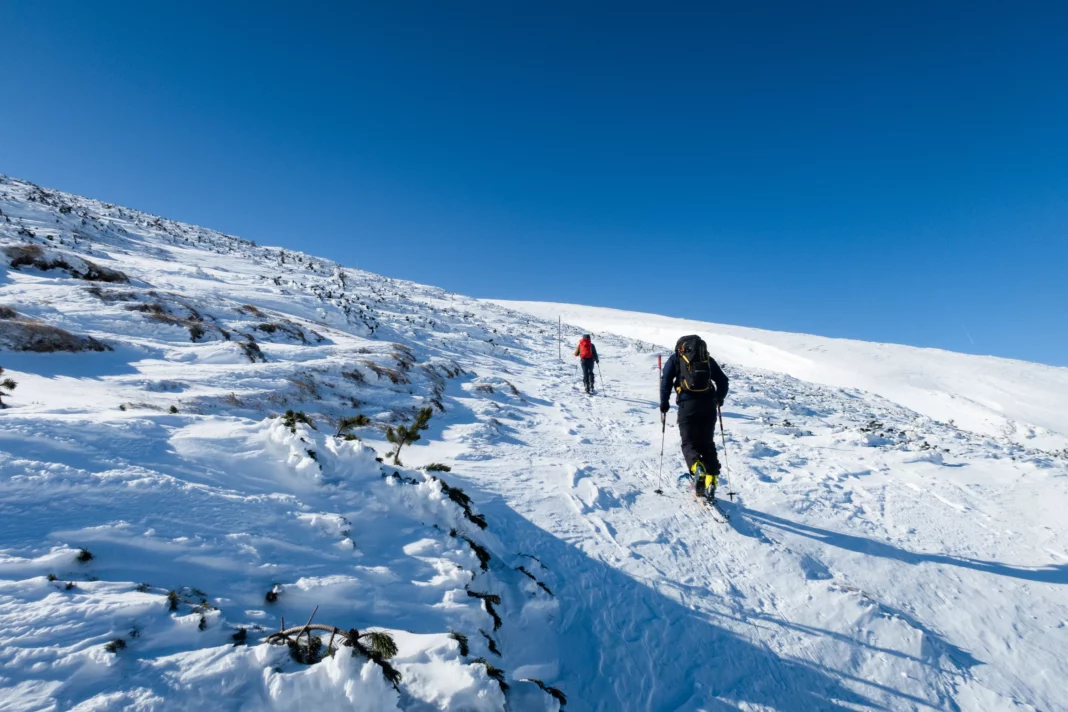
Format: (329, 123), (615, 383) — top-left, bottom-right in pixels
(674, 335), (713, 394)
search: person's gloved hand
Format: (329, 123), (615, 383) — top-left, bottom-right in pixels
(659, 403), (670, 414)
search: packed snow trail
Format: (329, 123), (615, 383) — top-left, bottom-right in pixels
(1, 175), (1067, 710)
(462, 312), (1068, 710)
(442, 325), (1042, 710)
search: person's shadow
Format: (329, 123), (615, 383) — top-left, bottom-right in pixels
(462, 492), (933, 711)
(739, 508), (1068, 585)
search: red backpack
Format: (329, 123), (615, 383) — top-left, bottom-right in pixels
(578, 337), (594, 359)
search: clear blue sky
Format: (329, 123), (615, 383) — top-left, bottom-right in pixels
(2, 2), (1066, 365)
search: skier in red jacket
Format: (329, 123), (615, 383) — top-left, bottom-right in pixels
(574, 334), (599, 394)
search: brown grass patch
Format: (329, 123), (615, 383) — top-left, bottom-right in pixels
(0, 318), (110, 352)
(4, 244), (128, 283)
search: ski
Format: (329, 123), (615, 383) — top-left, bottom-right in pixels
(695, 494), (728, 523)
(679, 473), (729, 523)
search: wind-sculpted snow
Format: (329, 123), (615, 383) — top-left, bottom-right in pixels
(1, 174), (1067, 710)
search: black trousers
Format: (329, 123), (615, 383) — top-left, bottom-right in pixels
(580, 359), (596, 389)
(677, 396), (720, 473)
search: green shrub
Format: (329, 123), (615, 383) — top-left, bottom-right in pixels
(281, 410), (315, 433)
(335, 414), (371, 437)
(385, 407), (432, 465)
(448, 630), (469, 656)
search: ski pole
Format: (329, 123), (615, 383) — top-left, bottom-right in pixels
(717, 403), (737, 500)
(596, 362), (607, 394)
(655, 411), (666, 495)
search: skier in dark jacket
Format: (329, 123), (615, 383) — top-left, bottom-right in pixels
(660, 335), (729, 500)
(574, 334), (599, 394)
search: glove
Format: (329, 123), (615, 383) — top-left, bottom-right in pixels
(659, 403), (670, 414)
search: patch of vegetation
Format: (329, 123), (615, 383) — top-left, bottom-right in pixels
(385, 406), (432, 465)
(391, 350), (415, 371)
(0, 366), (16, 408)
(517, 565), (554, 595)
(232, 627), (248, 646)
(287, 373), (321, 399)
(240, 339), (267, 363)
(125, 300), (227, 343)
(425, 463), (451, 472)
(434, 477), (488, 529)
(0, 318), (110, 353)
(76, 548), (93, 563)
(341, 368), (366, 384)
(168, 405), (178, 414)
(448, 630), (469, 656)
(480, 629), (501, 657)
(256, 321), (309, 344)
(466, 590), (502, 631)
(281, 410), (315, 433)
(3, 244), (128, 283)
(104, 638), (126, 654)
(462, 536), (492, 571)
(85, 287), (139, 303)
(335, 414), (371, 437)
(287, 631), (325, 664)
(360, 360), (408, 385)
(237, 304), (266, 317)
(523, 678), (568, 707)
(167, 590), (180, 611)
(473, 658), (509, 692)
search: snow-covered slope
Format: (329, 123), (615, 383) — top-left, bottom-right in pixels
(2, 175), (1067, 711)
(495, 301), (1068, 452)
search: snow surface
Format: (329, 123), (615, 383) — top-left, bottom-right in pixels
(1, 175), (1067, 711)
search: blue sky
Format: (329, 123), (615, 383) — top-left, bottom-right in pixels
(2, 2), (1066, 365)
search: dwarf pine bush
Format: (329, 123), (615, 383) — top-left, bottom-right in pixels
(0, 367), (16, 408)
(385, 407), (432, 465)
(335, 414), (371, 437)
(448, 630), (469, 656)
(281, 410), (315, 433)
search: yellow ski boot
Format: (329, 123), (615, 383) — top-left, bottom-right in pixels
(691, 461), (715, 500)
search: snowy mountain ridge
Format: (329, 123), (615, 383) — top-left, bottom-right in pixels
(494, 302), (1068, 453)
(1, 174), (1067, 711)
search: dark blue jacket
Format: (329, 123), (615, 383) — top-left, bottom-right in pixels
(660, 353), (729, 410)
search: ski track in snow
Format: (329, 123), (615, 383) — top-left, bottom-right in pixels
(1, 175), (1067, 710)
